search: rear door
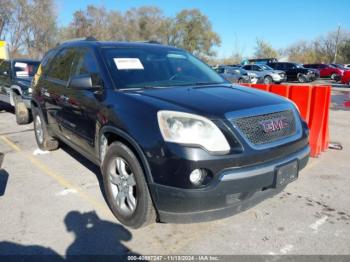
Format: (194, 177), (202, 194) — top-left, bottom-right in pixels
(60, 47), (104, 154)
(42, 47), (76, 136)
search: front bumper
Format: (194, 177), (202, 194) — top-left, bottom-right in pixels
(150, 146), (310, 223)
(272, 74), (287, 83)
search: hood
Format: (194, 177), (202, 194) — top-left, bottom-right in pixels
(130, 84), (290, 119)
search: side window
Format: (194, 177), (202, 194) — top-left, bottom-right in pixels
(243, 65), (251, 70)
(71, 49), (100, 85)
(252, 65), (260, 71)
(40, 50), (57, 76)
(283, 63), (291, 70)
(47, 48), (76, 82)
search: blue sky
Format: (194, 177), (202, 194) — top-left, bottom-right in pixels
(57, 0), (350, 58)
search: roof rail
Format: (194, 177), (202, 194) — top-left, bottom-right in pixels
(56, 36), (97, 47)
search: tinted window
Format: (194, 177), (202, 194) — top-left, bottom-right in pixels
(47, 48), (76, 81)
(71, 48), (100, 85)
(281, 63), (291, 70)
(40, 49), (57, 76)
(242, 65), (251, 70)
(252, 65), (261, 71)
(267, 63), (277, 69)
(102, 47), (224, 89)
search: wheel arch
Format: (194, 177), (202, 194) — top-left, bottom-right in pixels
(99, 126), (154, 184)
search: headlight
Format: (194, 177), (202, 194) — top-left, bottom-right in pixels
(157, 111), (230, 153)
(28, 87), (32, 93)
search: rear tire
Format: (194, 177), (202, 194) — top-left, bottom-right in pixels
(102, 141), (156, 228)
(14, 94), (31, 125)
(32, 107), (59, 151)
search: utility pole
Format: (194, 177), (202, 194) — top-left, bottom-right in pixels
(334, 24), (341, 63)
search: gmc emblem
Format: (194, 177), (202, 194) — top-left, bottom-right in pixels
(259, 117), (289, 133)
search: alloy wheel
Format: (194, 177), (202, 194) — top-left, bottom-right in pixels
(34, 115), (44, 144)
(108, 157), (137, 215)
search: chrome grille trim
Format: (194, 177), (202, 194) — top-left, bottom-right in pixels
(225, 104), (302, 150)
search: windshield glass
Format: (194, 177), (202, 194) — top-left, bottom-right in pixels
(260, 65), (273, 70)
(295, 64), (304, 68)
(102, 47), (225, 89)
(13, 61), (39, 78)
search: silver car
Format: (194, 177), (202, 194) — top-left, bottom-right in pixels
(241, 64), (287, 84)
(214, 65), (258, 84)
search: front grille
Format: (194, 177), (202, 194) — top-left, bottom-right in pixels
(232, 110), (296, 145)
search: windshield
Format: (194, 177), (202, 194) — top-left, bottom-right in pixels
(295, 64), (304, 69)
(260, 65), (273, 70)
(13, 61), (39, 78)
(103, 47), (225, 89)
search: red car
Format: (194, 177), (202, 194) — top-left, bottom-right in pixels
(303, 63), (344, 80)
(341, 70), (350, 85)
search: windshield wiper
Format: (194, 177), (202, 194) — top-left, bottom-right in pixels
(193, 81), (226, 86)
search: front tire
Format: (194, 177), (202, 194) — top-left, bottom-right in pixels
(264, 76), (273, 84)
(297, 74), (307, 83)
(14, 94), (31, 125)
(32, 107), (59, 151)
(102, 142), (156, 228)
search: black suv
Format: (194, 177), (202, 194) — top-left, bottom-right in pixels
(0, 59), (40, 124)
(267, 62), (317, 83)
(31, 39), (310, 228)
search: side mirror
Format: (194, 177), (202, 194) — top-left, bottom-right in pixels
(68, 75), (93, 89)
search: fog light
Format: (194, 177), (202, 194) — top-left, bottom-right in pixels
(189, 169), (207, 185)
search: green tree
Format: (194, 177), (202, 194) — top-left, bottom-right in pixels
(22, 0), (57, 59)
(339, 39), (350, 63)
(254, 39), (279, 59)
(168, 9), (221, 60)
(0, 0), (13, 39)
(123, 6), (167, 42)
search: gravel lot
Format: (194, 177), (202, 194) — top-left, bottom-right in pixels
(0, 89), (349, 257)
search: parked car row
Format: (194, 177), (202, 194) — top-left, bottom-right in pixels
(213, 65), (260, 84)
(0, 58), (40, 124)
(0, 38), (311, 229)
(215, 60), (350, 85)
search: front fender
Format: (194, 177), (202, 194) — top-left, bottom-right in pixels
(98, 125), (154, 184)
